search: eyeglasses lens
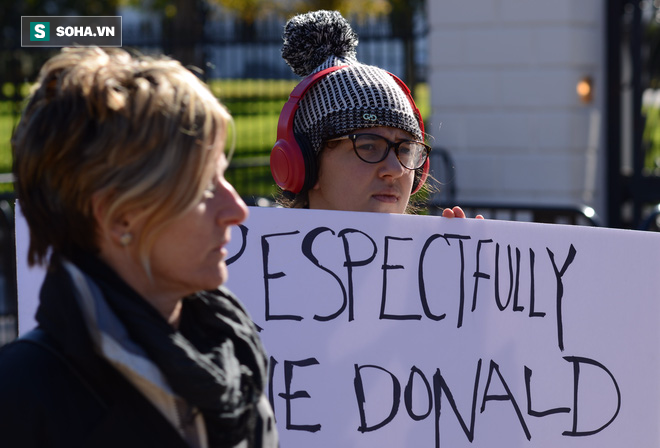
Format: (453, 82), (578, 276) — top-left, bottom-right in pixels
(353, 134), (427, 169)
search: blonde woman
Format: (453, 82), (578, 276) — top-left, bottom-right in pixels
(0, 47), (277, 448)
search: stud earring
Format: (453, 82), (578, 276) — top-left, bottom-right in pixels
(119, 232), (133, 247)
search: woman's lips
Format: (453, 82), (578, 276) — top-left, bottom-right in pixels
(372, 193), (399, 203)
(214, 239), (229, 256)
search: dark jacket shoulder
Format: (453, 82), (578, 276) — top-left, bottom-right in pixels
(0, 332), (188, 448)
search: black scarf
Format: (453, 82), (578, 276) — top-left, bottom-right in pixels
(42, 251), (268, 447)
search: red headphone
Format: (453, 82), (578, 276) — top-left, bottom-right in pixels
(270, 66), (429, 195)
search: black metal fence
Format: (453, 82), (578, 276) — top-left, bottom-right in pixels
(0, 193), (16, 347)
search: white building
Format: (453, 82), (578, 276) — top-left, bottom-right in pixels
(428, 1), (606, 220)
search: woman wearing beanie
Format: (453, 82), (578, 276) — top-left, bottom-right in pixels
(271, 10), (477, 218)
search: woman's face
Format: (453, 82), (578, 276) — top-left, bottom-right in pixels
(308, 126), (416, 214)
(142, 150), (248, 298)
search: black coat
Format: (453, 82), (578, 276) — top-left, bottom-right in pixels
(0, 252), (278, 448)
(0, 263), (191, 448)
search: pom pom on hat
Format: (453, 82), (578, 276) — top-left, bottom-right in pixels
(278, 9), (424, 192)
(282, 10), (358, 77)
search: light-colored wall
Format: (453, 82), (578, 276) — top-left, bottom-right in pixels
(428, 0), (606, 216)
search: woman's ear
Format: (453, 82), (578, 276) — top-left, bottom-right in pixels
(91, 192), (134, 247)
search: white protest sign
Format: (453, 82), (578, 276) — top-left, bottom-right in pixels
(15, 202), (41, 333)
(223, 207), (660, 448)
(15, 205), (660, 447)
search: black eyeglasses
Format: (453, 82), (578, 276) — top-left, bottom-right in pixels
(326, 133), (431, 170)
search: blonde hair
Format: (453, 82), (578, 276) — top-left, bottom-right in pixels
(13, 47), (232, 269)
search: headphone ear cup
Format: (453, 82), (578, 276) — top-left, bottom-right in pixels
(271, 65), (348, 196)
(271, 138), (306, 194)
(269, 133), (317, 195)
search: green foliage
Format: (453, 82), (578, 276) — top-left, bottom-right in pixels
(208, 79), (298, 101)
(415, 83), (430, 123)
(644, 104), (660, 173)
(0, 115), (15, 173)
(0, 111), (16, 194)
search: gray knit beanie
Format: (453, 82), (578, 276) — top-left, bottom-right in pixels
(281, 10), (423, 155)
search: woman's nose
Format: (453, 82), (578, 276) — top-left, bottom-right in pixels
(216, 179), (249, 226)
(379, 147), (406, 177)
